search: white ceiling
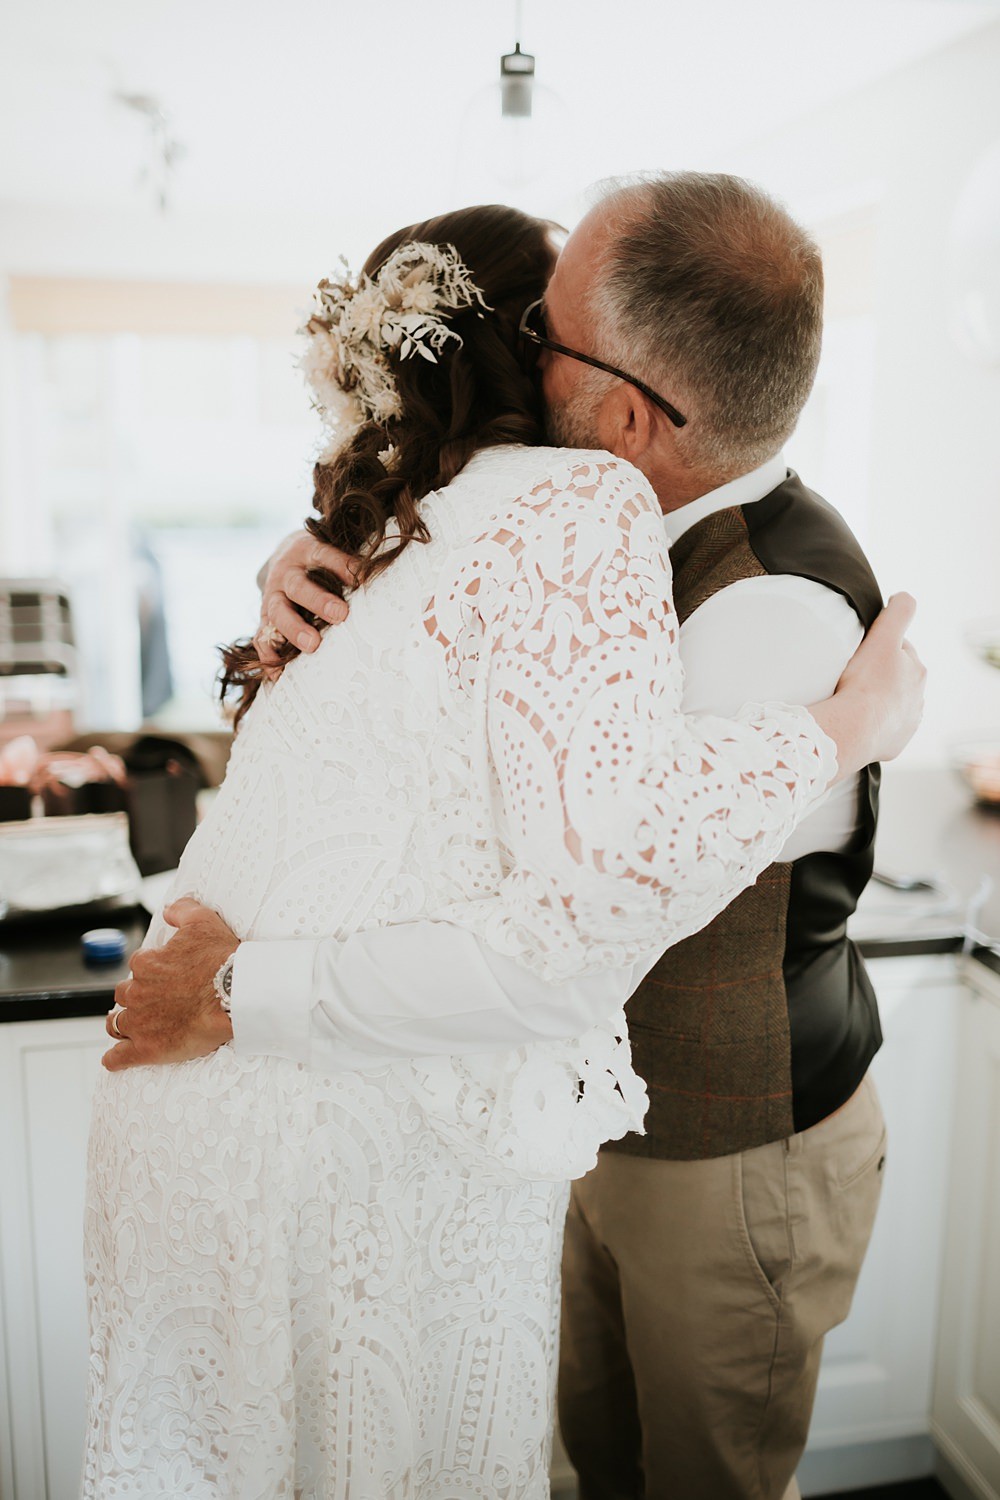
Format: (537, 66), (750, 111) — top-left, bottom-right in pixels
(1, 0), (998, 254)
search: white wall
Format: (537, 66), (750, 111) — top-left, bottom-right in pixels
(731, 20), (1000, 765)
(0, 195), (393, 561)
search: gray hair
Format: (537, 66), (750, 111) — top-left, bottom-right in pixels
(587, 172), (824, 479)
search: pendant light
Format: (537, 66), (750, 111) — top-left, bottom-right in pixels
(453, 2), (571, 218)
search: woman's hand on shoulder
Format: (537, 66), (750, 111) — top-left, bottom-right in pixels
(810, 593), (926, 776)
(838, 593), (926, 761)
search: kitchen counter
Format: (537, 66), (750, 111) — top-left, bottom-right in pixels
(853, 766), (1000, 973)
(0, 906), (147, 1021)
(2, 768), (999, 1023)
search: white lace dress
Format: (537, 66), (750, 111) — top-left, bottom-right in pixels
(82, 446), (836, 1499)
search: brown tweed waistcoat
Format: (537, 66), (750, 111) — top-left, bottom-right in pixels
(605, 476), (882, 1161)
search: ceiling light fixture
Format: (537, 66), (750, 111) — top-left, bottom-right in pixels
(453, 0), (569, 214)
(500, 41), (535, 119)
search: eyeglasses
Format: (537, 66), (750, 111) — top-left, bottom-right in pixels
(518, 298), (687, 429)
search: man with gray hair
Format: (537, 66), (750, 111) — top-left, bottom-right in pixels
(527, 173), (886, 1500)
(128, 174), (898, 1498)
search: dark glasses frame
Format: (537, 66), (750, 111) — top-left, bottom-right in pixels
(518, 298), (687, 429)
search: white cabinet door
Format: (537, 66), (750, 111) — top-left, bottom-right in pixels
(801, 955), (962, 1490)
(0, 1017), (107, 1500)
(933, 959), (1000, 1500)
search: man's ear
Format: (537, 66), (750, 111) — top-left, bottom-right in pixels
(598, 385), (656, 464)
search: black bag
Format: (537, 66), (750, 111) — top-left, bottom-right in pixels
(121, 736), (202, 876)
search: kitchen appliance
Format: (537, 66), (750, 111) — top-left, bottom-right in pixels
(0, 579), (78, 750)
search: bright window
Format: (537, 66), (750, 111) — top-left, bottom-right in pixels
(10, 282), (321, 729)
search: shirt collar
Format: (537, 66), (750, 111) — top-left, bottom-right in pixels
(661, 452), (788, 546)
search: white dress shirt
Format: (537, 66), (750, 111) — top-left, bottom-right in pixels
(230, 453), (864, 1072)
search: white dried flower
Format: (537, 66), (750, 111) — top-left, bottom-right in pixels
(298, 241), (490, 455)
(400, 281), (439, 314)
(343, 286), (385, 343)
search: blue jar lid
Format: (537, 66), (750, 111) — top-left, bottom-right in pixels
(82, 928), (128, 964)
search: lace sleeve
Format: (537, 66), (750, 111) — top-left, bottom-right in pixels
(427, 453), (838, 982)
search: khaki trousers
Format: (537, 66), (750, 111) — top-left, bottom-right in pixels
(558, 1075), (886, 1500)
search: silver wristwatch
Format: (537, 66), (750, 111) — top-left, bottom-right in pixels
(213, 953), (236, 1014)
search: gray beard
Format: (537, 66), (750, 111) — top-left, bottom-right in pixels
(544, 385), (603, 449)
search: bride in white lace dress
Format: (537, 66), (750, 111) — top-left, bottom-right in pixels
(83, 206), (889, 1499)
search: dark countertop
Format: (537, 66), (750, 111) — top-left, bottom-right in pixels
(0, 907), (148, 1021)
(2, 769), (999, 1023)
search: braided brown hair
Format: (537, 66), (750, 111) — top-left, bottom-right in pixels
(220, 204), (559, 725)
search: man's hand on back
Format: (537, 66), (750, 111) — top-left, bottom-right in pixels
(256, 529), (359, 670)
(102, 899), (238, 1071)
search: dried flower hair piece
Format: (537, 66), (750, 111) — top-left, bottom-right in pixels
(299, 241), (491, 460)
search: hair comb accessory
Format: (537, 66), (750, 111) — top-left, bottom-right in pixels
(299, 242), (491, 459)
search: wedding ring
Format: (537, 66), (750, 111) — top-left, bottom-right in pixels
(110, 1007), (127, 1039)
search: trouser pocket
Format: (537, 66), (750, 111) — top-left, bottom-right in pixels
(737, 1140), (794, 1310)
